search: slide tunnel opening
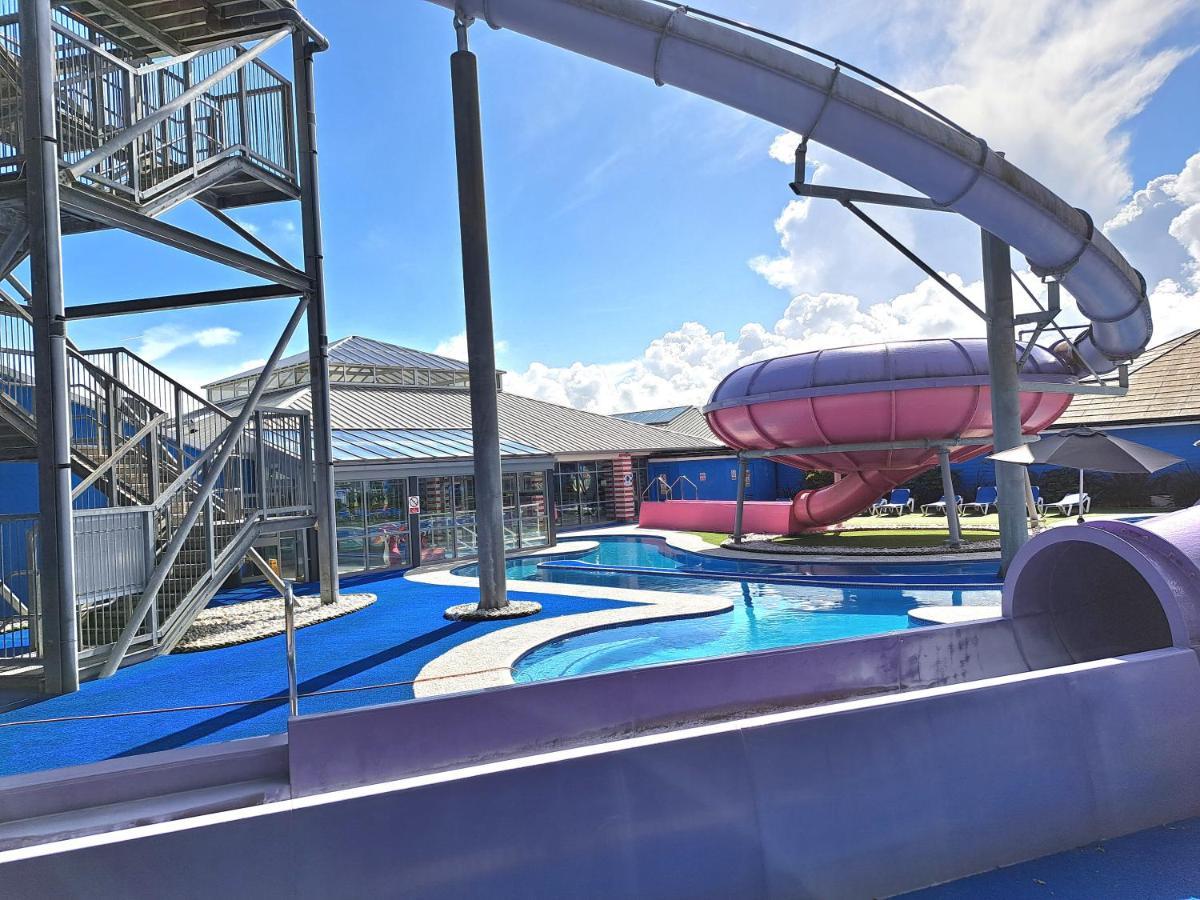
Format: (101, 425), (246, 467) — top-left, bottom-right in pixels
(1008, 540), (1174, 663)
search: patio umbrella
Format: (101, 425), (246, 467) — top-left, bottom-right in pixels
(990, 427), (1184, 523)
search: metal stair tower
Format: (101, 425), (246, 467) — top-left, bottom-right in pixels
(0, 0), (337, 693)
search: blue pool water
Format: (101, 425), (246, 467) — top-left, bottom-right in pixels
(457, 536), (1001, 682)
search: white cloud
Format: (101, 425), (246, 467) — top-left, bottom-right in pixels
(133, 325), (240, 362)
(507, 272), (989, 413)
(433, 332), (508, 364)
(1106, 152), (1200, 343)
(507, 2), (1198, 415)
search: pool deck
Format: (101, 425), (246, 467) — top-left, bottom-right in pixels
(909, 605), (1002, 626)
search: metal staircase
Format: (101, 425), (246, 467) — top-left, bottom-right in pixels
(0, 2), (316, 682)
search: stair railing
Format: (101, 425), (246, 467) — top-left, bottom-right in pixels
(0, 7), (296, 203)
(97, 297), (309, 678)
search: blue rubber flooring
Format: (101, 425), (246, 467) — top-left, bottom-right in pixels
(909, 817), (1200, 898)
(0, 571), (630, 778)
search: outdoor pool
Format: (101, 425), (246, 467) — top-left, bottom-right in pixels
(457, 536), (1001, 682)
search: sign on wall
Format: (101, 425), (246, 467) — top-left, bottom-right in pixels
(408, 496), (421, 515)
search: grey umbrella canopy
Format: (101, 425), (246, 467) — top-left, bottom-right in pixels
(990, 427), (1184, 473)
(991, 426), (1184, 524)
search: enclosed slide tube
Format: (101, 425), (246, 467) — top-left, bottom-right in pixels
(704, 338), (1074, 528)
(425, 0), (1152, 374)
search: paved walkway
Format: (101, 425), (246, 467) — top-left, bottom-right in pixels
(0, 571), (628, 778)
(908, 817), (1200, 898)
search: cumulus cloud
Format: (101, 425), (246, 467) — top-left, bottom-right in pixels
(1106, 152), (1200, 343)
(433, 331), (508, 364)
(133, 325), (240, 362)
(507, 273), (988, 413)
(506, 1), (1197, 414)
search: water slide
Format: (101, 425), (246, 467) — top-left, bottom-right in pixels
(704, 338), (1074, 528)
(423, 0), (1154, 528)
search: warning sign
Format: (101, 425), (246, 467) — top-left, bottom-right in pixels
(408, 496), (421, 515)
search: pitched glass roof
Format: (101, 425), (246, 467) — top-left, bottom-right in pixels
(612, 406), (692, 425)
(331, 428), (548, 462)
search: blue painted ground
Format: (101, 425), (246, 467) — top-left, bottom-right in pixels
(0, 572), (630, 778)
(908, 817), (1200, 898)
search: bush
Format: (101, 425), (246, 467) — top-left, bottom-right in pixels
(804, 470), (836, 490)
(900, 467), (963, 507)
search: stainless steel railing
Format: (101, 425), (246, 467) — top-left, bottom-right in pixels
(0, 3), (297, 202)
(0, 514), (38, 672)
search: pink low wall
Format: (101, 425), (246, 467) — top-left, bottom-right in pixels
(638, 500), (794, 535)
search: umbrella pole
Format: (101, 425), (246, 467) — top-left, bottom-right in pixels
(1077, 469), (1085, 524)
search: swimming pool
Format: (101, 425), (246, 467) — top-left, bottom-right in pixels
(456, 536), (1001, 682)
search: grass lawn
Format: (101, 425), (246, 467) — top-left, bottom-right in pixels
(685, 507), (1163, 550)
(688, 531), (732, 545)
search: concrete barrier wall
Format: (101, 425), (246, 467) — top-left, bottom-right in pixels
(638, 499), (793, 534)
(287, 617), (1033, 795)
(6, 649), (1199, 899)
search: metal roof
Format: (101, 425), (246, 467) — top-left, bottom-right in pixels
(331, 429), (546, 463)
(208, 335), (483, 387)
(1057, 329), (1200, 427)
(64, 1), (298, 58)
(664, 406), (718, 441)
(612, 406), (693, 426)
(265, 385), (721, 456)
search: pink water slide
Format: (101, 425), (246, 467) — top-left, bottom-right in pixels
(703, 338), (1074, 530)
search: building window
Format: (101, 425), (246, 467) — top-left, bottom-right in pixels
(519, 471), (548, 548)
(554, 460), (617, 528)
(418, 476), (455, 563)
(335, 481), (366, 573)
(336, 479), (411, 573)
(367, 480), (409, 570)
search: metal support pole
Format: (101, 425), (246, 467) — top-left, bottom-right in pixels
(981, 229), (1029, 574)
(451, 20), (507, 610)
(733, 456), (747, 544)
(23, 0), (78, 695)
(284, 580), (299, 718)
(1023, 468), (1040, 530)
(292, 29), (339, 605)
(937, 447), (962, 547)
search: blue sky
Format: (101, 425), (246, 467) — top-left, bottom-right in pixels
(62, 0), (1200, 412)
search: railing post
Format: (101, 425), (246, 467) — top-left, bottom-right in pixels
(205, 494), (216, 572)
(124, 65), (141, 199)
(284, 579), (299, 718)
(23, 0), (79, 695)
(148, 423), (161, 501)
(235, 46), (251, 155)
(174, 384), (185, 472)
(104, 379), (118, 504)
(145, 509), (158, 646)
(255, 410), (268, 512)
(184, 57), (198, 178)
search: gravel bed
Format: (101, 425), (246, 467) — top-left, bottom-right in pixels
(176, 592), (376, 652)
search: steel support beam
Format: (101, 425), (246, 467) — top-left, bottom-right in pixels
(936, 447), (962, 548)
(791, 182), (949, 212)
(60, 188), (310, 291)
(23, 0), (78, 695)
(292, 30), (339, 605)
(981, 229), (1029, 574)
(65, 284), (299, 319)
(451, 33), (507, 610)
(733, 456), (747, 544)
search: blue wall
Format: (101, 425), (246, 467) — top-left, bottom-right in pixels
(952, 422), (1200, 497)
(647, 456), (806, 502)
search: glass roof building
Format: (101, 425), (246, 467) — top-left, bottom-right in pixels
(205, 336), (721, 575)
